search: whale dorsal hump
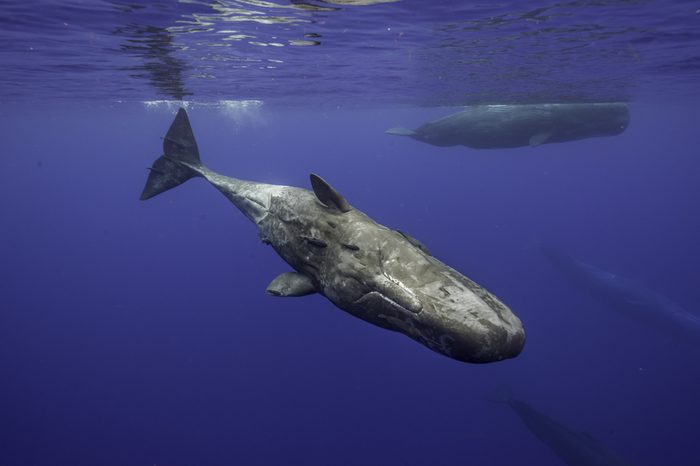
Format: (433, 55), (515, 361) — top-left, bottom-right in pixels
(397, 230), (431, 255)
(310, 174), (352, 213)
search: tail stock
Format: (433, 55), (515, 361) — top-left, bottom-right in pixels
(140, 108), (203, 200)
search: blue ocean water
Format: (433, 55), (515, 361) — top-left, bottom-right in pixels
(1, 1), (699, 465)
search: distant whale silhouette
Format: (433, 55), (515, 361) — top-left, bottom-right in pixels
(542, 246), (700, 341)
(386, 103), (630, 149)
(488, 394), (632, 466)
(140, 108), (525, 363)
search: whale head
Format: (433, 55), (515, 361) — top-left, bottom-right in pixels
(308, 174), (525, 364)
(336, 228), (526, 364)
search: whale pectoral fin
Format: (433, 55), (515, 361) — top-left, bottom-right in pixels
(386, 127), (416, 137)
(310, 174), (352, 213)
(266, 272), (316, 297)
(529, 132), (551, 146)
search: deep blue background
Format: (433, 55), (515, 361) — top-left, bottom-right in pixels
(1, 101), (699, 465)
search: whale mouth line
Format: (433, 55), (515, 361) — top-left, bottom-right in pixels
(355, 291), (422, 315)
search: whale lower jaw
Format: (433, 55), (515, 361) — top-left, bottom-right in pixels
(352, 291), (524, 363)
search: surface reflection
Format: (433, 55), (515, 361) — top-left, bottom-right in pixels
(115, 23), (191, 100)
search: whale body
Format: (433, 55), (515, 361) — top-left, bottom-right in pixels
(490, 395), (632, 466)
(140, 108), (525, 363)
(387, 103), (630, 149)
(542, 246), (700, 342)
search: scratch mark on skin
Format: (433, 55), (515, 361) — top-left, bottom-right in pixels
(301, 235), (328, 248)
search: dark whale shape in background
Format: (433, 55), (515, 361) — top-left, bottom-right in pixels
(387, 103), (630, 149)
(542, 245), (700, 343)
(140, 109), (525, 364)
(487, 394), (632, 466)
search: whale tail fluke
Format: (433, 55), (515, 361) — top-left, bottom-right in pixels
(140, 108), (203, 200)
(386, 127), (416, 137)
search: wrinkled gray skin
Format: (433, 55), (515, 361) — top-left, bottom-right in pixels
(542, 246), (700, 343)
(386, 103), (630, 149)
(141, 109), (525, 363)
(489, 395), (632, 466)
